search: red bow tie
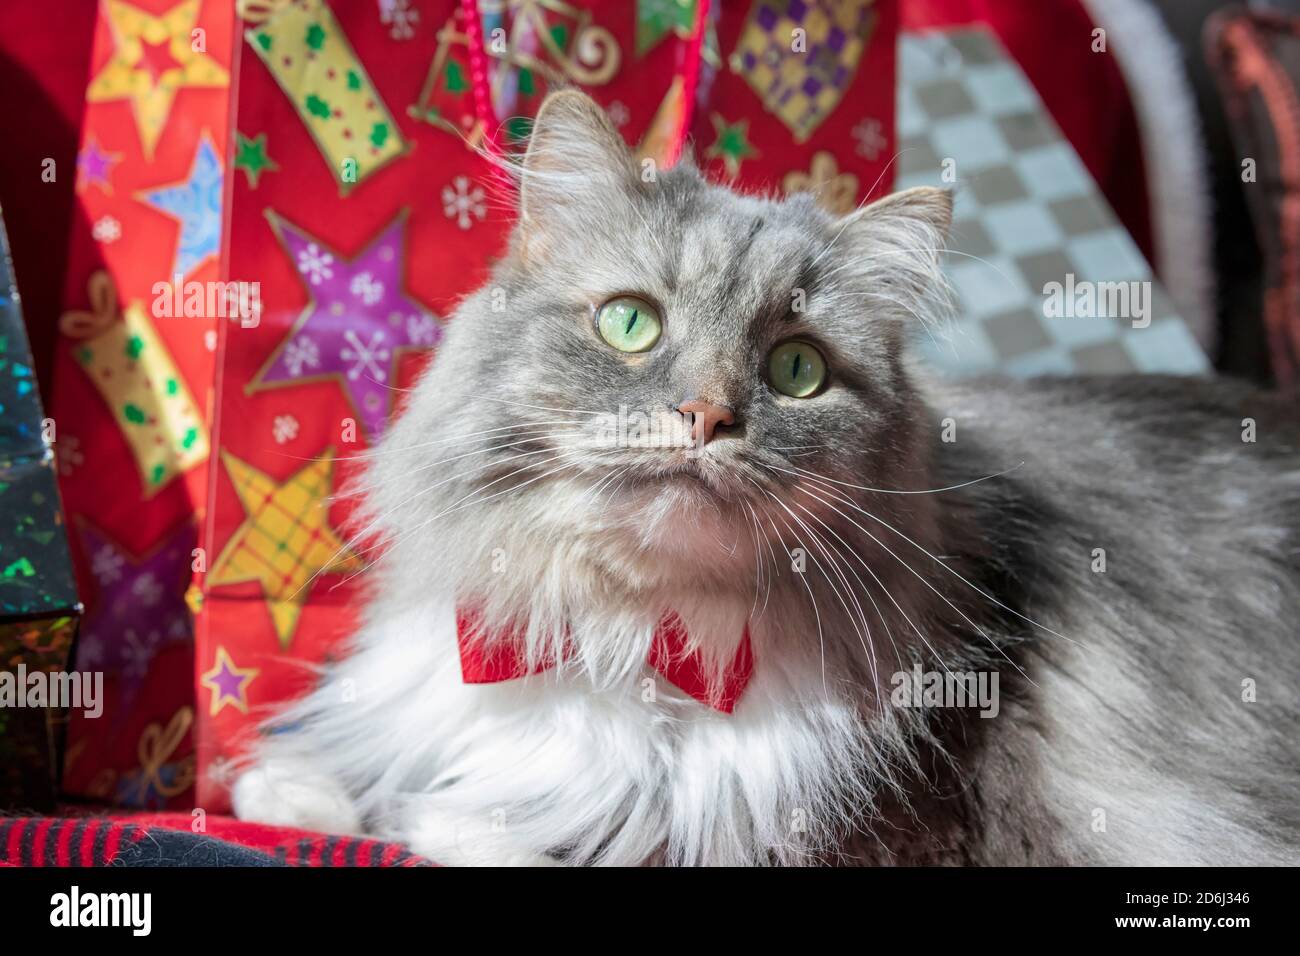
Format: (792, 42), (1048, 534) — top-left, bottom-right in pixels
(456, 609), (754, 713)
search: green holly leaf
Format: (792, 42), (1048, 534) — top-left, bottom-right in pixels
(123, 403), (145, 424)
(305, 23), (326, 51)
(166, 377), (179, 395)
(445, 61), (468, 93)
(517, 68), (536, 96)
(77, 347), (93, 364)
(181, 427), (198, 450)
(346, 69), (362, 91)
(306, 94), (331, 119)
(255, 32), (272, 52)
(151, 463), (166, 484)
(549, 24), (569, 49)
(125, 335), (144, 359)
(369, 122), (389, 148)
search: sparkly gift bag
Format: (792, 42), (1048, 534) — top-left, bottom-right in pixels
(0, 209), (83, 811)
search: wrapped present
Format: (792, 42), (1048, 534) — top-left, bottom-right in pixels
(0, 208), (84, 811)
(192, 0), (900, 808)
(52, 0), (235, 808)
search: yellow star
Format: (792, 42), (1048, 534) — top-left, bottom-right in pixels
(208, 449), (363, 649)
(86, 0), (229, 159)
(199, 646), (259, 717)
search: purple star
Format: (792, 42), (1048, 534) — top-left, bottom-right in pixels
(77, 137), (121, 193)
(208, 657), (247, 702)
(75, 522), (195, 713)
(257, 214), (443, 441)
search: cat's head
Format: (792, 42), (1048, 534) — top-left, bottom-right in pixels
(371, 91), (951, 598)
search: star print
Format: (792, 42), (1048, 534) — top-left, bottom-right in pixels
(139, 134), (223, 280)
(200, 646), (259, 716)
(234, 131), (277, 188)
(706, 113), (758, 178)
(207, 450), (363, 648)
(77, 136), (122, 193)
(250, 212), (443, 442)
(86, 0), (229, 159)
(75, 521), (196, 714)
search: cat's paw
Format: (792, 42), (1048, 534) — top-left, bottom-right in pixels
(399, 805), (559, 867)
(231, 758), (363, 836)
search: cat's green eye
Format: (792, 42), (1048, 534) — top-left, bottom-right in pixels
(768, 340), (827, 398)
(596, 296), (662, 353)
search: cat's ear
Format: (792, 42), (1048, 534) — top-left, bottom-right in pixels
(842, 186), (953, 247)
(518, 90), (638, 259)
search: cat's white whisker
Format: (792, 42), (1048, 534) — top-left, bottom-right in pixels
(780, 465), (1082, 650)
(777, 461), (1026, 496)
(787, 481), (1039, 686)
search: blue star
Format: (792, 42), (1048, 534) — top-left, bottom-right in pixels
(140, 134), (223, 279)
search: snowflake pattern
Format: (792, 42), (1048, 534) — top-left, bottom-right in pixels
(284, 336), (321, 376)
(132, 572), (163, 606)
(56, 435), (84, 476)
(91, 545), (125, 584)
(852, 117), (887, 160)
(406, 313), (440, 346)
(76, 635), (104, 668)
(272, 414), (300, 445)
(297, 243), (335, 285)
(340, 329), (392, 382)
(378, 0), (419, 40)
(442, 175), (486, 230)
(350, 271), (385, 306)
(92, 215), (122, 243)
(122, 629), (161, 679)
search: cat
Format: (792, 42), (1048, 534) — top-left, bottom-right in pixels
(232, 90), (1300, 866)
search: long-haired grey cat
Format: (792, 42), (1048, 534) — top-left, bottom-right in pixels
(234, 91), (1300, 865)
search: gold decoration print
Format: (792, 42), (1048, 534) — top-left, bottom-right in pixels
(116, 706), (196, 807)
(208, 449), (363, 649)
(87, 0), (230, 160)
(59, 271), (210, 498)
(410, 0), (621, 143)
(729, 0), (877, 143)
(783, 151), (858, 214)
(241, 0), (408, 192)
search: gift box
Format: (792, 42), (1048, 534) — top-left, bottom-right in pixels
(0, 207), (83, 811)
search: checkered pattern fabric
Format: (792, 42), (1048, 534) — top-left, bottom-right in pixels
(896, 29), (1208, 377)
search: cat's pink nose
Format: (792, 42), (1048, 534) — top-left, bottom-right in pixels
(677, 399), (736, 445)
